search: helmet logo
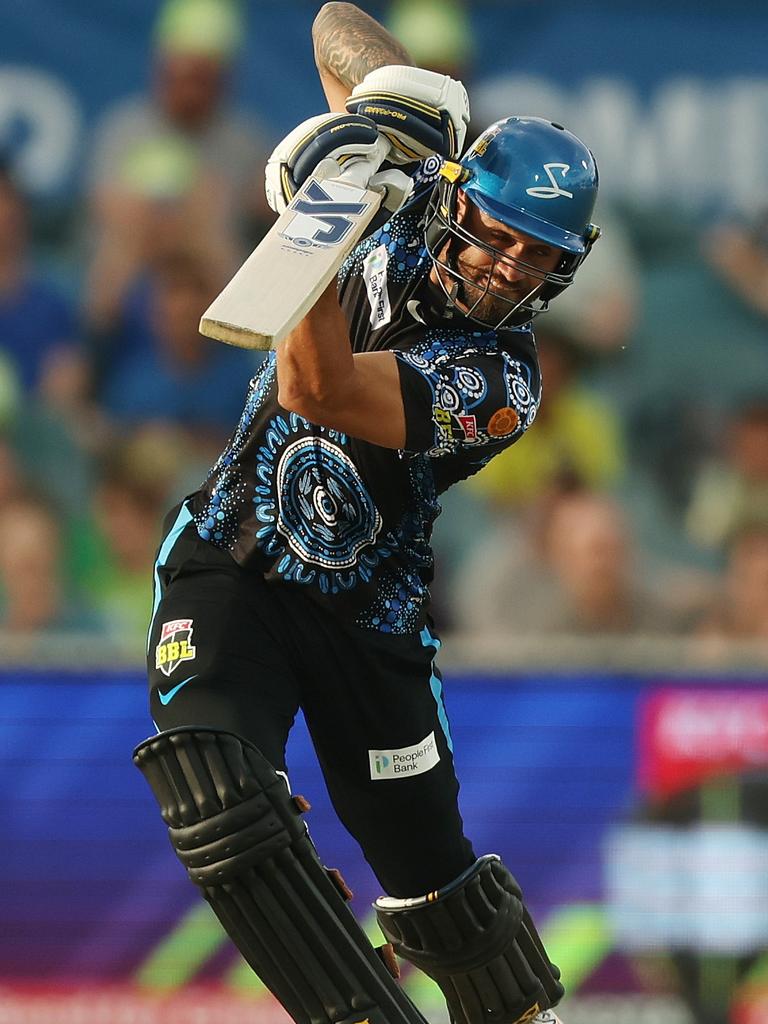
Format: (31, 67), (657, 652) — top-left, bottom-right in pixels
(526, 163), (573, 200)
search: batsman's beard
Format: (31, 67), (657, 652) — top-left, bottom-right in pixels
(442, 255), (543, 325)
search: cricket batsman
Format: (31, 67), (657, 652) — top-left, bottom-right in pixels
(133, 5), (600, 1024)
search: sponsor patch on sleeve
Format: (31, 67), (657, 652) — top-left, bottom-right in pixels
(432, 406), (480, 444)
(487, 406), (520, 437)
(456, 414), (477, 440)
(155, 618), (197, 676)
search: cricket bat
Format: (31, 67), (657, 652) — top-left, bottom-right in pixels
(199, 135), (391, 350)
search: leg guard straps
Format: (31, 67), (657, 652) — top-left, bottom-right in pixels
(375, 854), (564, 1024)
(133, 727), (427, 1024)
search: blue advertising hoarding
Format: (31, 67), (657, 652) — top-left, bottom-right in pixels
(3, 667), (768, 1022)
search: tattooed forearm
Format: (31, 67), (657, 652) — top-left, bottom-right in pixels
(312, 2), (412, 89)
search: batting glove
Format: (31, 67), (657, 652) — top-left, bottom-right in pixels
(266, 112), (385, 214)
(265, 111), (414, 217)
(346, 65), (471, 165)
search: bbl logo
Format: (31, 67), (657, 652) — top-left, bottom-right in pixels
(155, 618), (196, 676)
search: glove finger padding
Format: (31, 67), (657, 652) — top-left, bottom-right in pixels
(265, 112), (381, 213)
(368, 168), (414, 214)
(516, 912), (563, 1007)
(375, 855), (564, 1024)
(346, 65), (470, 164)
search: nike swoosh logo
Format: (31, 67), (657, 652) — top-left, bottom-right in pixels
(406, 299), (425, 324)
(158, 675), (197, 706)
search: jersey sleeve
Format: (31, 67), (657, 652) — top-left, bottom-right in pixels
(394, 347), (541, 457)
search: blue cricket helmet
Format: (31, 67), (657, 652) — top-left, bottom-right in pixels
(424, 116), (601, 328)
(461, 116), (599, 254)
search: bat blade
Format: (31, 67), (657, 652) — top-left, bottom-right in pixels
(200, 172), (383, 350)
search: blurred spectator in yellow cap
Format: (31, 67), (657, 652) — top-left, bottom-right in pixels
(85, 0), (271, 334)
(154, 0), (243, 67)
(387, 0), (473, 79)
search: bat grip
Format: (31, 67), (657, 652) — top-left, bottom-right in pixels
(337, 134), (391, 190)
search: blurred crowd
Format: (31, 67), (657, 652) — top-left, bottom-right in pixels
(0, 0), (268, 647)
(1, 0), (767, 658)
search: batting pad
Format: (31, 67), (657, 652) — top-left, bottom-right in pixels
(376, 855), (564, 1024)
(133, 728), (428, 1024)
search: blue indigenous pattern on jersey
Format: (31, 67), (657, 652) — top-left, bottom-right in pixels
(274, 435), (380, 570)
(395, 329), (539, 457)
(355, 455), (439, 633)
(191, 158), (541, 635)
(196, 353), (278, 546)
(250, 419), (390, 593)
(340, 208), (430, 282)
(338, 156), (440, 291)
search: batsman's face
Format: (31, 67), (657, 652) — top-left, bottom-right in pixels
(446, 190), (563, 322)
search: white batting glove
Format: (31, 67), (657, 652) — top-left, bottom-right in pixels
(265, 112), (414, 218)
(346, 65), (471, 164)
(265, 112), (384, 214)
(368, 167), (414, 214)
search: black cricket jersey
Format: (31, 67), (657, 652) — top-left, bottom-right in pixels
(190, 156), (541, 635)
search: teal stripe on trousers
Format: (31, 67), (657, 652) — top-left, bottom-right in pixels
(419, 625), (453, 751)
(146, 502), (193, 654)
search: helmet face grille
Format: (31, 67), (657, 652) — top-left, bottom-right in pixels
(423, 176), (592, 330)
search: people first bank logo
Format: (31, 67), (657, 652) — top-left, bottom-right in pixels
(369, 732), (440, 780)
